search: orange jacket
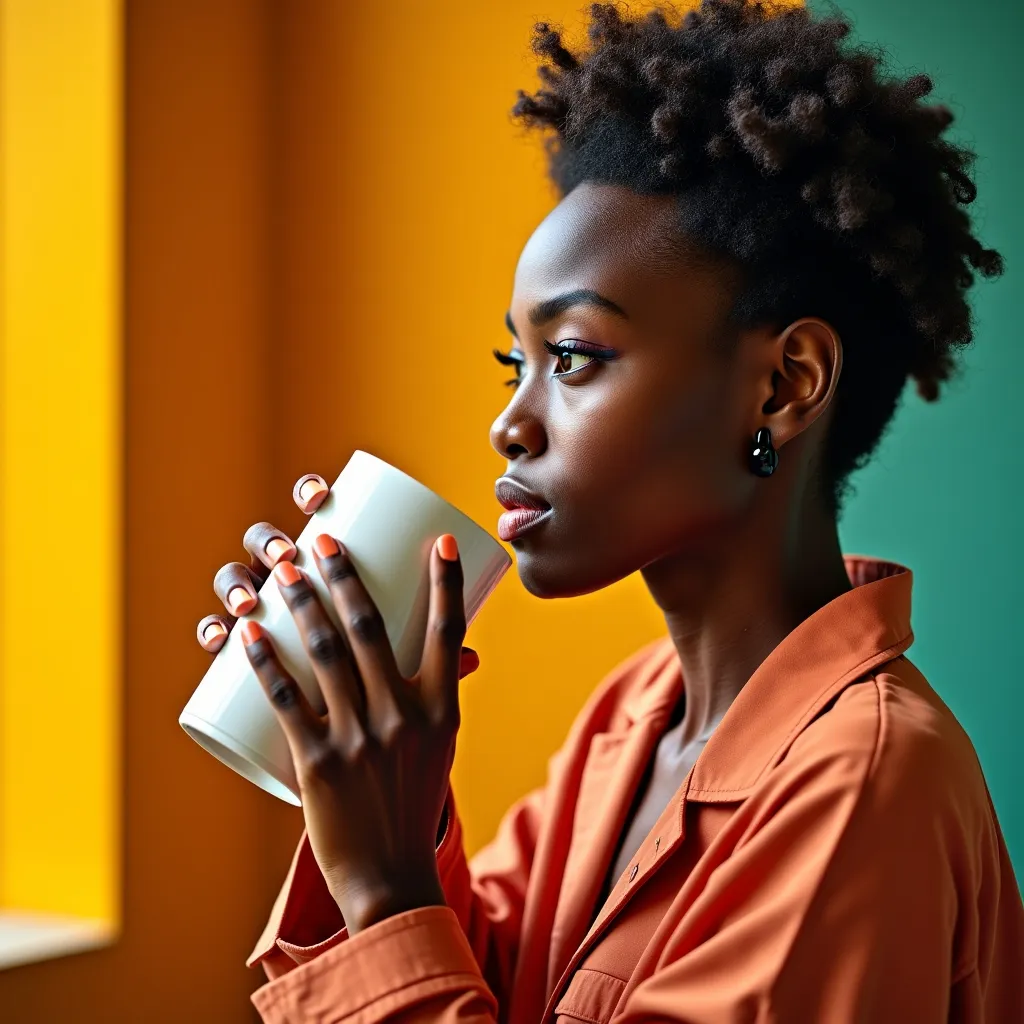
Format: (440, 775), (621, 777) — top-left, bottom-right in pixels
(246, 556), (1024, 1023)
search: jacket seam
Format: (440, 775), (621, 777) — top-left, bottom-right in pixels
(688, 635), (911, 798)
(759, 672), (884, 1013)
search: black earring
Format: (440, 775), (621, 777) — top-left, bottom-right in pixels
(749, 427), (778, 477)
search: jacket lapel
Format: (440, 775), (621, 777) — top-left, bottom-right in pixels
(544, 714), (667, 995)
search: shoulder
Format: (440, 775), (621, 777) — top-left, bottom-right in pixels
(787, 655), (991, 830)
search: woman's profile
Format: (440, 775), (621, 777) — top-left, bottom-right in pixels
(196, 1), (1024, 1020)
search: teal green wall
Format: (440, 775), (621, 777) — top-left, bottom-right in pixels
(809, 0), (1022, 874)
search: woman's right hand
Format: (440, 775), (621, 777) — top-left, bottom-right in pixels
(196, 473), (331, 653)
(195, 470), (481, 675)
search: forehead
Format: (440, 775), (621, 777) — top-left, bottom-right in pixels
(511, 181), (735, 327)
(514, 182), (692, 287)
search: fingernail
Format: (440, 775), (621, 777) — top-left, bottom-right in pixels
(203, 622), (227, 643)
(437, 534), (458, 561)
(314, 532), (339, 558)
(241, 621), (263, 646)
(265, 537), (294, 565)
(299, 478), (328, 504)
(274, 560), (302, 586)
(227, 586), (257, 616)
(460, 649), (480, 671)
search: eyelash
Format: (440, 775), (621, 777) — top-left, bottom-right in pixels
(492, 340), (615, 388)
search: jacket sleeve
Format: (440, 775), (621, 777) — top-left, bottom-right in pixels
(248, 762), (555, 1022)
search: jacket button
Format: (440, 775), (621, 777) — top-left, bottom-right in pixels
(629, 863), (638, 882)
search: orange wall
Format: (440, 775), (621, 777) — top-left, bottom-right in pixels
(3, 1), (784, 1018)
(269, 2), (673, 858)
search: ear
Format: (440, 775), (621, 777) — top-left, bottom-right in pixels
(753, 317), (842, 448)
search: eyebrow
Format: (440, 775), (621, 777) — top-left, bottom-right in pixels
(504, 289), (628, 338)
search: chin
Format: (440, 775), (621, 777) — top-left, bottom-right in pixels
(513, 547), (628, 600)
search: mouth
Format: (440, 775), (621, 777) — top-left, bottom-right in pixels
(496, 506), (552, 542)
(495, 477), (553, 542)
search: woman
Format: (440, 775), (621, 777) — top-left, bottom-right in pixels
(197, 2), (1023, 1020)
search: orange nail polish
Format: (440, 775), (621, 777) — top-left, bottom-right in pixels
(274, 560), (302, 586)
(241, 620), (263, 646)
(437, 534), (458, 561)
(227, 586), (256, 616)
(265, 537), (294, 565)
(203, 622), (227, 642)
(299, 478), (328, 504)
(314, 533), (339, 558)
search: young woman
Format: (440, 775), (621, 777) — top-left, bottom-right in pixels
(196, 2), (1023, 1020)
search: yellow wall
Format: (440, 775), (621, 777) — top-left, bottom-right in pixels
(0, 0), (122, 923)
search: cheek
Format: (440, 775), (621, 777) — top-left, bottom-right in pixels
(514, 358), (748, 599)
(560, 359), (742, 523)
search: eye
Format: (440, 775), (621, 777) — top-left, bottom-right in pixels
(543, 340), (614, 379)
(493, 340), (616, 389)
(551, 349), (595, 375)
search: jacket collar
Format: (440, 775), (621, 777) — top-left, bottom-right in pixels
(619, 554), (914, 800)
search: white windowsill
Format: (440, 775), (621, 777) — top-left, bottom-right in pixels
(0, 910), (117, 971)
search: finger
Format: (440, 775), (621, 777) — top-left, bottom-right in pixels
(419, 534), (467, 721)
(458, 646), (480, 680)
(241, 620), (327, 761)
(243, 521), (297, 575)
(197, 613), (236, 653)
(311, 533), (405, 720)
(213, 561), (264, 617)
(293, 474), (330, 515)
(271, 559), (367, 738)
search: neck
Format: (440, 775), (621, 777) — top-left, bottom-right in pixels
(641, 488), (852, 749)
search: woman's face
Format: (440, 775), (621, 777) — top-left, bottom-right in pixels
(490, 181), (765, 599)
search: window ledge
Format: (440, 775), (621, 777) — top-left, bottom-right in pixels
(0, 910), (117, 971)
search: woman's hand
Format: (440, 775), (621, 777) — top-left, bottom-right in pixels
(195, 473), (480, 934)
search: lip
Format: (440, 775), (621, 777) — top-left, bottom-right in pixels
(497, 507), (553, 542)
(494, 477), (552, 542)
(494, 477), (551, 513)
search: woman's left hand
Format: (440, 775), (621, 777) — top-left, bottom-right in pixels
(240, 530), (474, 935)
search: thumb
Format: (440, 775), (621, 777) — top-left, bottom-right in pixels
(458, 646), (480, 679)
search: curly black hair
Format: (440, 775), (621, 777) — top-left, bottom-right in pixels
(511, 0), (1003, 515)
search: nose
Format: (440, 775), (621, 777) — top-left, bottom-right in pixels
(489, 403), (546, 460)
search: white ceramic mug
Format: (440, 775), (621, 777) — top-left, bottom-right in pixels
(179, 450), (512, 805)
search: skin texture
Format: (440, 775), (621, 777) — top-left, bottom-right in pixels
(236, 534), (472, 934)
(197, 180), (859, 923)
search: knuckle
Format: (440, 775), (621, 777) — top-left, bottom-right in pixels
(306, 628), (345, 666)
(339, 731), (369, 764)
(301, 742), (342, 781)
(267, 673), (299, 708)
(287, 585), (317, 610)
(348, 609), (384, 644)
(326, 559), (357, 585)
(433, 695), (461, 729)
(249, 644), (276, 671)
(376, 714), (409, 749)
(432, 615), (466, 646)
